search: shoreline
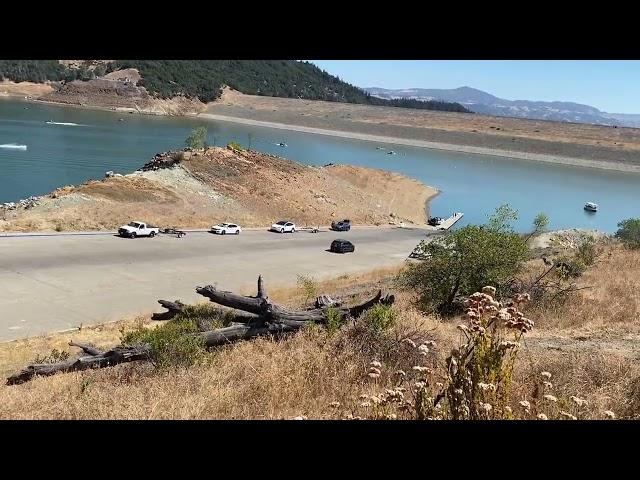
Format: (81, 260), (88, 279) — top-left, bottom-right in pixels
(196, 113), (640, 174)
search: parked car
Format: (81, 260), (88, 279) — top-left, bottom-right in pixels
(270, 220), (296, 233)
(330, 239), (355, 253)
(118, 221), (160, 238)
(331, 219), (351, 231)
(428, 216), (443, 226)
(211, 223), (242, 235)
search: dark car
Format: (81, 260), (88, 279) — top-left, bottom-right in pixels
(331, 219), (352, 231)
(428, 216), (443, 226)
(330, 239), (355, 253)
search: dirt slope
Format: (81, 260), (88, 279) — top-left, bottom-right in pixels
(0, 147), (437, 232)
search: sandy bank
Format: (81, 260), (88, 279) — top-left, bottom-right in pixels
(198, 113), (640, 174)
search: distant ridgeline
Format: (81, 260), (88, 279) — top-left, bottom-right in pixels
(0, 60), (470, 113)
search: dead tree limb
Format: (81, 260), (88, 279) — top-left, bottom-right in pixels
(7, 346), (151, 385)
(68, 341), (103, 356)
(151, 300), (187, 320)
(8, 276), (395, 385)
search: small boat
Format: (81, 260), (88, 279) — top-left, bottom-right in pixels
(45, 120), (53, 124)
(584, 202), (598, 212)
(277, 142), (287, 147)
(119, 118), (124, 122)
(376, 146), (385, 150)
(387, 151), (396, 155)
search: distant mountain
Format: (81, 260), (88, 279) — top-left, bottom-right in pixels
(365, 86), (640, 127)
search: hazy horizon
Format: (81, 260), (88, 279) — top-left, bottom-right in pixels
(309, 60), (640, 115)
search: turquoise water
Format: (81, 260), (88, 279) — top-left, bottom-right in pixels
(1, 98), (639, 232)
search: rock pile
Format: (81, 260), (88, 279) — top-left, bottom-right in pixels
(2, 196), (41, 211)
(141, 151), (184, 172)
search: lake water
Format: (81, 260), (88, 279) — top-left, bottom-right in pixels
(1, 98), (639, 233)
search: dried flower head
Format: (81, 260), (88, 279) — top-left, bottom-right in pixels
(418, 344), (430, 355)
(359, 394), (370, 400)
(537, 413), (548, 420)
(603, 410), (616, 419)
(478, 382), (496, 392)
(329, 401), (341, 408)
(370, 360), (382, 369)
(570, 396), (587, 408)
(479, 402), (493, 413)
(482, 286), (497, 297)
(384, 414), (397, 420)
(401, 338), (417, 348)
(543, 394), (557, 403)
(412, 366), (429, 373)
(540, 371), (552, 380)
(368, 367), (381, 375)
(519, 400), (531, 410)
(504, 406), (513, 414)
(560, 411), (577, 420)
(543, 381), (553, 389)
(367, 372), (380, 379)
(394, 370), (406, 377)
(359, 401), (372, 408)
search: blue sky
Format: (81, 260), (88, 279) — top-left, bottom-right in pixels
(309, 61), (640, 114)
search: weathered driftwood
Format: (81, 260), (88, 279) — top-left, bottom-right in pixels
(7, 345), (151, 385)
(151, 300), (186, 320)
(7, 275), (394, 385)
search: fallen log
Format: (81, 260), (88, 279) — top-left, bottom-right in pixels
(7, 276), (395, 385)
(151, 300), (186, 321)
(7, 345), (151, 385)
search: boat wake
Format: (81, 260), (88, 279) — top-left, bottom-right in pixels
(0, 144), (27, 151)
(45, 121), (86, 127)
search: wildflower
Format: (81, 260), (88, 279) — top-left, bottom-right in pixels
(570, 396), (587, 408)
(329, 401), (341, 408)
(414, 381), (427, 389)
(537, 413), (548, 420)
(479, 402), (492, 413)
(368, 367), (381, 375)
(370, 360), (382, 369)
(543, 394), (557, 403)
(394, 370), (406, 377)
(482, 286), (497, 297)
(560, 411), (577, 420)
(418, 344), (429, 356)
(603, 410), (616, 419)
(478, 382), (496, 392)
(540, 371), (552, 380)
(519, 400), (531, 410)
(401, 338), (417, 348)
(543, 381), (553, 389)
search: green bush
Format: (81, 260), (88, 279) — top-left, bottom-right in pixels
(121, 317), (205, 369)
(325, 306), (343, 334)
(227, 141), (242, 151)
(615, 218), (640, 249)
(398, 204), (529, 314)
(297, 274), (318, 306)
(363, 303), (396, 333)
(185, 126), (208, 149)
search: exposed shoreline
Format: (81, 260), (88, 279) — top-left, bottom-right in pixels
(197, 113), (640, 174)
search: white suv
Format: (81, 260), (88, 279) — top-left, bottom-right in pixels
(211, 223), (242, 235)
(270, 220), (296, 233)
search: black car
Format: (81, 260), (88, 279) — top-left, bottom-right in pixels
(331, 219), (351, 231)
(428, 216), (443, 226)
(330, 239), (355, 253)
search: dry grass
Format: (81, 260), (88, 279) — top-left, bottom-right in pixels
(2, 245), (640, 419)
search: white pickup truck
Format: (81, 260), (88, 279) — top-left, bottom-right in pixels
(118, 221), (160, 238)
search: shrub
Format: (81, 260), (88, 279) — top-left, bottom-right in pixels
(227, 141), (242, 152)
(33, 349), (70, 364)
(121, 317), (205, 369)
(363, 303), (396, 333)
(297, 274), (318, 306)
(325, 306), (343, 334)
(398, 205), (529, 314)
(615, 218), (640, 249)
(185, 126), (208, 149)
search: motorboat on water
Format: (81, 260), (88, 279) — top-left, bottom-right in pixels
(277, 142), (287, 147)
(387, 151), (396, 155)
(45, 120), (53, 124)
(584, 202), (598, 212)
